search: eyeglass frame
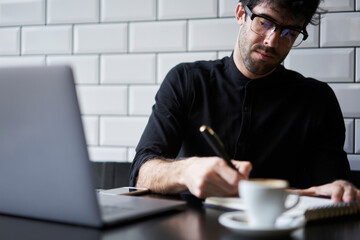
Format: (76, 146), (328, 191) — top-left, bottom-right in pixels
(243, 5), (308, 47)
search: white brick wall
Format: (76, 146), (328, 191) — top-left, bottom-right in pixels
(74, 24), (128, 53)
(0, 27), (20, 55)
(158, 0), (218, 19)
(47, 0), (99, 24)
(22, 25), (72, 55)
(320, 12), (360, 47)
(357, 48), (360, 83)
(285, 48), (354, 82)
(355, 120), (360, 154)
(47, 55), (99, 84)
(320, 0), (355, 11)
(101, 54), (156, 84)
(0, 0), (359, 169)
(129, 21), (187, 52)
(101, 0), (156, 22)
(0, 0), (45, 26)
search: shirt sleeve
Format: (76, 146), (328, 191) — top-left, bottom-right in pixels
(129, 64), (189, 186)
(298, 82), (351, 187)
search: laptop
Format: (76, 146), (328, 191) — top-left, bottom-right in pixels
(0, 65), (185, 228)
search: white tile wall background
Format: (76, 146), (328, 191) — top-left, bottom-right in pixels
(0, 0), (359, 170)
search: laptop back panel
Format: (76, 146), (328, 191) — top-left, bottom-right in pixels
(0, 66), (102, 227)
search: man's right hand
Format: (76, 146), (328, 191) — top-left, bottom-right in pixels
(181, 157), (252, 198)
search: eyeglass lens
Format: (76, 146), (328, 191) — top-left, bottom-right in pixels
(251, 16), (304, 47)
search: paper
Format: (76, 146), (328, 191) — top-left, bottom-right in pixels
(205, 195), (359, 221)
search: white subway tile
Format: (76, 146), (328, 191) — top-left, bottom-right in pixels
(47, 55), (99, 84)
(320, 0), (354, 11)
(101, 54), (155, 84)
(76, 86), (127, 115)
(0, 0), (45, 26)
(47, 0), (99, 24)
(188, 18), (238, 51)
(218, 51), (232, 59)
(101, 0), (156, 22)
(219, 0), (237, 17)
(348, 155), (360, 171)
(157, 52), (217, 83)
(22, 25), (72, 55)
(88, 147), (127, 162)
(356, 120), (360, 154)
(82, 116), (99, 145)
(0, 56), (45, 67)
(321, 12), (360, 47)
(74, 24), (127, 54)
(158, 0), (217, 19)
(0, 27), (20, 55)
(344, 119), (354, 153)
(284, 48), (354, 82)
(100, 117), (148, 146)
(330, 84), (360, 118)
(128, 147), (136, 162)
(294, 24), (319, 48)
(357, 48), (360, 83)
(129, 85), (159, 115)
(129, 21), (186, 52)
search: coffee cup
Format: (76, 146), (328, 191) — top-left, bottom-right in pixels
(238, 179), (299, 228)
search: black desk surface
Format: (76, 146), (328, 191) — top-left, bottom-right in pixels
(1, 194), (360, 240)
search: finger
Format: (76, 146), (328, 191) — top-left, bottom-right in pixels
(200, 172), (238, 197)
(214, 158), (245, 184)
(341, 184), (359, 202)
(232, 160), (252, 179)
(330, 180), (359, 203)
(329, 181), (348, 203)
(200, 162), (240, 196)
(212, 171), (238, 193)
(356, 190), (360, 201)
(330, 188), (343, 203)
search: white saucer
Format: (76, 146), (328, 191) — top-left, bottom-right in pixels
(219, 211), (305, 238)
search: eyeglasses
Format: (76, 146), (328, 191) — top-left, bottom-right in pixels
(244, 5), (308, 47)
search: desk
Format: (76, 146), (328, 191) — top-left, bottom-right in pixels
(0, 194), (359, 240)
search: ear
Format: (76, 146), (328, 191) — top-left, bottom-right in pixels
(235, 3), (246, 26)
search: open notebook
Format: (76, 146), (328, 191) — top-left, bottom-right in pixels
(204, 195), (359, 221)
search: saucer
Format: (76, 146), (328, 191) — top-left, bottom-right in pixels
(219, 211), (305, 238)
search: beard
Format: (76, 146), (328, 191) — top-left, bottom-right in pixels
(238, 29), (289, 76)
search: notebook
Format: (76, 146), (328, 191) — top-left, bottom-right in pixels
(204, 195), (359, 222)
(0, 65), (185, 228)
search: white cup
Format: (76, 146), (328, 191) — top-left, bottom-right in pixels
(239, 179), (299, 228)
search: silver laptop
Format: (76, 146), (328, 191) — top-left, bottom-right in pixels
(0, 65), (185, 228)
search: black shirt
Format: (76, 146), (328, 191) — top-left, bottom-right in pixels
(129, 55), (350, 189)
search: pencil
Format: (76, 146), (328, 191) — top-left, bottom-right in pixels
(199, 125), (237, 171)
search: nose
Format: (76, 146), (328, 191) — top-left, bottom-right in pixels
(264, 29), (280, 48)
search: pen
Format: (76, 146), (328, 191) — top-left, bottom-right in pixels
(199, 125), (237, 171)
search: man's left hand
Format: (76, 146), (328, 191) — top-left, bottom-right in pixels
(289, 180), (360, 203)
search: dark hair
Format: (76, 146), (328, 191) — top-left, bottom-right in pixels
(239, 0), (324, 27)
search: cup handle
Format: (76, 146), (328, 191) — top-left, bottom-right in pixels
(284, 194), (300, 211)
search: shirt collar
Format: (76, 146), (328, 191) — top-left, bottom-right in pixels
(227, 52), (284, 88)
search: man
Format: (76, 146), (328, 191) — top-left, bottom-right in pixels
(130, 0), (360, 202)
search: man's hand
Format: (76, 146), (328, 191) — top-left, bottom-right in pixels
(181, 157), (252, 198)
(289, 180), (360, 203)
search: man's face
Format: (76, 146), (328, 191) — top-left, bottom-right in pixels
(236, 3), (305, 78)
